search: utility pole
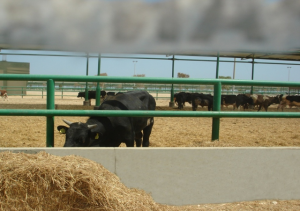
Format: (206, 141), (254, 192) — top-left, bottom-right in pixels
(232, 58), (236, 94)
(287, 66), (291, 95)
(287, 66), (291, 81)
(133, 61), (138, 76)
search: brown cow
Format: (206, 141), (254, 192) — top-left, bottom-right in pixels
(250, 94), (280, 111)
(0, 90), (8, 101)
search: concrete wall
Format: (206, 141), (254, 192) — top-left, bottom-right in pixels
(1, 147), (300, 206)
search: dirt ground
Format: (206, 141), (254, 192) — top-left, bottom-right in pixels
(0, 92), (300, 210)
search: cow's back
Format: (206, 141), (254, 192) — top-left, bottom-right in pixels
(101, 91), (156, 111)
(97, 91), (156, 143)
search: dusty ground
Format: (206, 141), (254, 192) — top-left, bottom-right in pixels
(0, 92), (300, 210)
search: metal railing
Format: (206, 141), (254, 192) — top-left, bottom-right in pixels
(0, 74), (299, 147)
(2, 84), (294, 99)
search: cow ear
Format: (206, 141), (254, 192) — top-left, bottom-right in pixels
(57, 126), (68, 134)
(94, 133), (103, 140)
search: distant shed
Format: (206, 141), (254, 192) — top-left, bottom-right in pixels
(0, 61), (30, 96)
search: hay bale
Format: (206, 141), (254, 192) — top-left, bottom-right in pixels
(0, 151), (170, 211)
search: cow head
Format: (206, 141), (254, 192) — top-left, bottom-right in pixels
(57, 119), (103, 147)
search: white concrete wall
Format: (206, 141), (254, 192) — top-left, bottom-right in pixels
(1, 147), (300, 206)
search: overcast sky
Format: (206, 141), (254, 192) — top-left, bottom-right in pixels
(1, 0), (298, 83)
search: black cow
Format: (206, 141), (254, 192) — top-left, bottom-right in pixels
(58, 91), (156, 147)
(106, 92), (116, 96)
(221, 95), (237, 109)
(103, 92), (124, 102)
(77, 90), (106, 99)
(191, 93), (213, 111)
(174, 92), (192, 109)
(235, 94), (253, 110)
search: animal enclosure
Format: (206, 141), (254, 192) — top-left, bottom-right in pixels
(0, 92), (299, 148)
(1, 93), (300, 210)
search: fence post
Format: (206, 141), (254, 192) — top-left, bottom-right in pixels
(61, 86), (63, 99)
(96, 54), (102, 106)
(251, 57), (255, 94)
(212, 82), (221, 141)
(84, 53), (90, 106)
(46, 79), (55, 147)
(169, 55), (175, 107)
(216, 52), (220, 79)
(42, 87), (44, 99)
(22, 87), (23, 98)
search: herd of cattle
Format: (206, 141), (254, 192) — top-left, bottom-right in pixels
(174, 92), (300, 111)
(59, 90), (300, 148)
(0, 88), (295, 148)
(0, 88), (297, 148)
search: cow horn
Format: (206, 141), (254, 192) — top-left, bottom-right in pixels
(63, 119), (73, 126)
(87, 124), (97, 130)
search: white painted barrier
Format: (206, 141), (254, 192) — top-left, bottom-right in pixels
(1, 147), (300, 206)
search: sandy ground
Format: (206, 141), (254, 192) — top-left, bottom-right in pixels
(0, 92), (300, 210)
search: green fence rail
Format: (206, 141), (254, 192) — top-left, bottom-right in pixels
(3, 83), (295, 99)
(0, 74), (299, 147)
(2, 109), (300, 118)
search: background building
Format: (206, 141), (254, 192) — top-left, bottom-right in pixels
(0, 61), (30, 95)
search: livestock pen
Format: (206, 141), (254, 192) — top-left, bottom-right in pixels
(1, 73), (300, 146)
(0, 59), (300, 208)
(1, 0), (300, 208)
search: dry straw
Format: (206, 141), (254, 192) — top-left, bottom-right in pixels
(0, 151), (172, 211)
(1, 152), (300, 211)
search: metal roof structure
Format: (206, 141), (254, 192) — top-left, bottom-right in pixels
(176, 49), (300, 61)
(1, 46), (300, 62)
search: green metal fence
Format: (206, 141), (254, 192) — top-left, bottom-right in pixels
(0, 74), (299, 147)
(2, 83), (294, 99)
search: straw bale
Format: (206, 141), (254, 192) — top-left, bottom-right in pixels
(0, 151), (170, 211)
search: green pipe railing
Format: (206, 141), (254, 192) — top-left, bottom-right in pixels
(46, 79), (55, 147)
(212, 82), (221, 140)
(1, 74), (300, 87)
(1, 110), (300, 118)
(0, 74), (299, 146)
(95, 54), (102, 106)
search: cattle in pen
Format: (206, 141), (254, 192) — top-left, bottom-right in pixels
(174, 92), (192, 109)
(77, 90), (106, 99)
(221, 95), (237, 110)
(191, 93), (213, 111)
(0, 90), (8, 101)
(249, 94), (280, 111)
(277, 95), (300, 111)
(58, 91), (156, 147)
(231, 94), (253, 110)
